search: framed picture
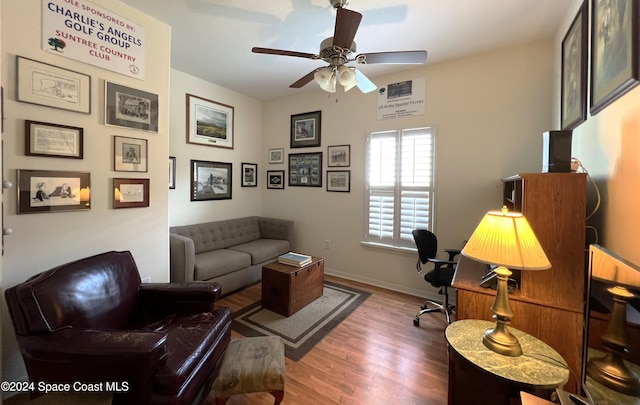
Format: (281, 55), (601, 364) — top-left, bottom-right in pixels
(267, 171), (285, 189)
(16, 56), (91, 114)
(105, 81), (159, 132)
(241, 163), (257, 187)
(113, 136), (148, 172)
(169, 156), (176, 189)
(186, 94), (234, 149)
(25, 120), (83, 159)
(290, 110), (321, 148)
(327, 170), (351, 192)
(190, 160), (232, 201)
(288, 152), (322, 187)
(268, 148), (284, 164)
(561, 3), (588, 130)
(17, 169), (90, 214)
(327, 144), (350, 167)
(113, 178), (150, 209)
(590, 0), (639, 115)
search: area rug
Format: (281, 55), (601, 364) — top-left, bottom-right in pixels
(231, 281), (371, 361)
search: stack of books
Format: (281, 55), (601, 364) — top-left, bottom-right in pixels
(278, 252), (312, 267)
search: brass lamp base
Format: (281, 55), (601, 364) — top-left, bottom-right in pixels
(587, 354), (640, 396)
(483, 266), (523, 357)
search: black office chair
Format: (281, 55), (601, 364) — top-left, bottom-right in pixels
(411, 229), (461, 326)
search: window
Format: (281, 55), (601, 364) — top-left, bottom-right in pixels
(364, 127), (435, 249)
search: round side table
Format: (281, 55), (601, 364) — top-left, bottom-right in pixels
(445, 319), (570, 405)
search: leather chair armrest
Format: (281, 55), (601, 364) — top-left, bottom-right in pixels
(138, 282), (222, 314)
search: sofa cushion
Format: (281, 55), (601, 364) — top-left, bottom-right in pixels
(227, 239), (290, 265)
(171, 217), (263, 254)
(194, 249), (251, 281)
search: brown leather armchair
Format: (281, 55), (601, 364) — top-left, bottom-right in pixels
(5, 250), (231, 405)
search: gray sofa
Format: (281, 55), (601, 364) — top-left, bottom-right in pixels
(170, 216), (293, 295)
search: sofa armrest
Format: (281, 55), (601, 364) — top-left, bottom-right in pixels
(258, 217), (294, 250)
(138, 282), (222, 313)
(170, 233), (196, 282)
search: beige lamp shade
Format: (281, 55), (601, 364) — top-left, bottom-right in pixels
(462, 207), (551, 271)
(590, 244), (640, 288)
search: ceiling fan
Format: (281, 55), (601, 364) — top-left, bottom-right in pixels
(251, 0), (428, 94)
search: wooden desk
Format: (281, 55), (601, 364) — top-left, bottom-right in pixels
(446, 320), (569, 405)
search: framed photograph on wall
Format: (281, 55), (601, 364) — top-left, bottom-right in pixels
(25, 120), (83, 159)
(169, 156), (176, 189)
(105, 81), (159, 132)
(16, 56), (91, 114)
(17, 169), (91, 214)
(590, 0), (639, 115)
(327, 144), (350, 167)
(268, 148), (284, 164)
(561, 3), (588, 130)
(113, 136), (148, 172)
(190, 160), (232, 201)
(267, 171), (285, 189)
(326, 170), (351, 192)
(288, 152), (322, 187)
(186, 94), (234, 149)
(290, 110), (321, 148)
(241, 163), (257, 187)
(113, 178), (150, 209)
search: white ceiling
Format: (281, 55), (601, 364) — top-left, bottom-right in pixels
(120, 0), (576, 101)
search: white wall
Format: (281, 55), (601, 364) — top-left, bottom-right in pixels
(553, 1), (640, 265)
(262, 39), (555, 297)
(168, 69), (263, 226)
(1, 0), (171, 383)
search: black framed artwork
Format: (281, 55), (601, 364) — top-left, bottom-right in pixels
(105, 81), (159, 132)
(190, 160), (232, 201)
(288, 152), (322, 187)
(561, 2), (588, 130)
(241, 163), (257, 187)
(290, 111), (321, 148)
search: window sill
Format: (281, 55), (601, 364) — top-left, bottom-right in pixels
(360, 241), (416, 256)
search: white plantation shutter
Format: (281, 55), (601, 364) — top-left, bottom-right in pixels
(365, 128), (435, 248)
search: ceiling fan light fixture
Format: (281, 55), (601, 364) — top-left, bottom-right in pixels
(338, 65), (357, 91)
(314, 67), (337, 93)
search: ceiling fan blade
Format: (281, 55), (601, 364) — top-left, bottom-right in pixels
(333, 8), (362, 49)
(290, 70), (318, 88)
(355, 69), (377, 93)
(356, 50), (428, 65)
(252, 47), (319, 60)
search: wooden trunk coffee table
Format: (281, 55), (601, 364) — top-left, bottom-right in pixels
(261, 257), (324, 316)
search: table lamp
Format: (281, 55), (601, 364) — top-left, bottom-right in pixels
(462, 206), (551, 356)
(587, 244), (640, 396)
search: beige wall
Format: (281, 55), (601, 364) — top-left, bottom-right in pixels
(1, 0), (171, 383)
(262, 39), (555, 296)
(554, 2), (640, 265)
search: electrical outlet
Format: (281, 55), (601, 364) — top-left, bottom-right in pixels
(325, 240), (331, 250)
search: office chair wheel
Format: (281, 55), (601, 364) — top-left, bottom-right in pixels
(413, 317), (420, 327)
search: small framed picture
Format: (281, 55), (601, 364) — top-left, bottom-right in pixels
(17, 169), (91, 214)
(290, 110), (321, 148)
(169, 156), (176, 189)
(191, 160), (232, 201)
(114, 136), (148, 172)
(268, 148), (284, 164)
(327, 144), (350, 167)
(289, 152), (322, 187)
(105, 81), (159, 132)
(241, 163), (258, 187)
(327, 170), (351, 192)
(186, 94), (234, 149)
(25, 120), (83, 159)
(113, 178), (150, 209)
(16, 56), (91, 114)
(267, 171), (285, 189)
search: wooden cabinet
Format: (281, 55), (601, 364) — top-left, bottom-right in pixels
(261, 257), (324, 316)
(453, 173), (587, 393)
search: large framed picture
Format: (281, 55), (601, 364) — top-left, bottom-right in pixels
(16, 56), (91, 114)
(186, 94), (234, 149)
(327, 144), (350, 167)
(326, 170), (351, 192)
(25, 120), (83, 159)
(290, 111), (321, 148)
(190, 160), (232, 201)
(288, 152), (322, 187)
(590, 0), (639, 115)
(113, 178), (150, 209)
(241, 163), (257, 187)
(17, 169), (90, 214)
(114, 136), (148, 172)
(267, 171), (285, 190)
(105, 81), (159, 132)
(169, 156), (176, 189)
(561, 3), (588, 130)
